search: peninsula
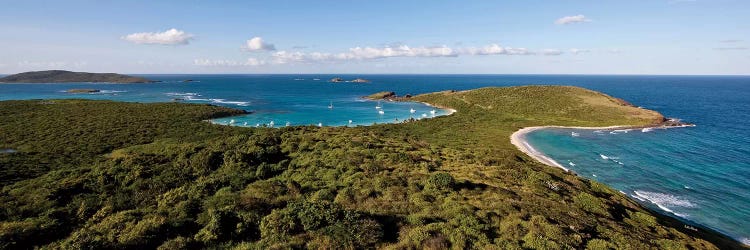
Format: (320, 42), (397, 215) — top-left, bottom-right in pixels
(0, 86), (743, 249)
(0, 70), (155, 83)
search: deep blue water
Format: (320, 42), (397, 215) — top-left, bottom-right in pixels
(1, 74), (749, 243)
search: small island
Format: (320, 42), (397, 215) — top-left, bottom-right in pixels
(0, 70), (155, 83)
(329, 77), (370, 83)
(65, 89), (100, 93)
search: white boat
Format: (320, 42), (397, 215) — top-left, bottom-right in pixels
(286, 121), (291, 127)
(409, 107), (416, 114)
(375, 100), (382, 109)
(348, 120), (353, 125)
(378, 110), (385, 115)
(430, 109), (436, 116)
(328, 101), (333, 109)
(269, 121), (275, 128)
(571, 132), (580, 137)
(229, 119), (236, 124)
(317, 122), (323, 127)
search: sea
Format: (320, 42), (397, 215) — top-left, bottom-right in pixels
(1, 74), (748, 244)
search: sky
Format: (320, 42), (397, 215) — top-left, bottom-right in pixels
(0, 0), (749, 75)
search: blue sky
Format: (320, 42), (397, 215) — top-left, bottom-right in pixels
(1, 0), (748, 74)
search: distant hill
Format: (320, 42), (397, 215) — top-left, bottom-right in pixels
(0, 70), (154, 83)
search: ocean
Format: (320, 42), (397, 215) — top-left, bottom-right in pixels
(1, 74), (748, 243)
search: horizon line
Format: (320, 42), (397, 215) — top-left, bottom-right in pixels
(1, 71), (749, 77)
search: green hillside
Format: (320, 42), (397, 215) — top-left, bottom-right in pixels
(0, 86), (741, 249)
(0, 70), (154, 83)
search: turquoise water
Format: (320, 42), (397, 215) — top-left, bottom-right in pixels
(1, 74), (749, 243)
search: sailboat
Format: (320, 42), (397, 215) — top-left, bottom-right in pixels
(409, 106), (416, 114)
(375, 100), (382, 109)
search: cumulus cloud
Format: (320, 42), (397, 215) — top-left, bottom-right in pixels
(123, 28), (194, 45)
(269, 45), (458, 64)
(555, 15), (591, 25)
(243, 37), (276, 51)
(459, 44), (532, 55)
(193, 58), (266, 66)
(345, 45), (457, 59)
(194, 42), (579, 67)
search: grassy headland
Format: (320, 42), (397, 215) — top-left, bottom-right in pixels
(0, 86), (744, 249)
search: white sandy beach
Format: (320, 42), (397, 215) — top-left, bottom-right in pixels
(510, 125), (635, 172)
(510, 123), (696, 171)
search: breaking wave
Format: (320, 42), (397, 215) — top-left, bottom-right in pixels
(166, 92), (249, 106)
(633, 190), (696, 217)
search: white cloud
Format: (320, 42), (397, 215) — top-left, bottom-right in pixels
(123, 28), (194, 45)
(269, 45), (458, 64)
(555, 15), (591, 25)
(196, 42), (578, 67)
(193, 58), (266, 66)
(243, 37), (276, 51)
(345, 45), (457, 59)
(542, 49), (563, 56)
(460, 44), (532, 55)
(569, 48), (591, 54)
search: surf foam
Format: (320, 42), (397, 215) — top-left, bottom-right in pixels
(633, 190), (696, 217)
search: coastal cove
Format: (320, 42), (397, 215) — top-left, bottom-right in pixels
(1, 75), (749, 249)
(520, 124), (750, 246)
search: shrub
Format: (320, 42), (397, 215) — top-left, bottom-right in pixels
(573, 192), (609, 216)
(585, 239), (612, 250)
(427, 172), (455, 190)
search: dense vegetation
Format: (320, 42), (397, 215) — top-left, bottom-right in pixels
(0, 86), (743, 249)
(0, 70), (154, 83)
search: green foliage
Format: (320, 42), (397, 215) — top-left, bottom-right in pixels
(574, 192), (610, 216)
(426, 172), (455, 190)
(0, 87), (732, 249)
(585, 239), (612, 250)
(259, 200), (382, 248)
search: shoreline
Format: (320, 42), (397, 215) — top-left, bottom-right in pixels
(510, 124), (694, 172)
(510, 124), (750, 249)
(205, 100), (457, 127)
